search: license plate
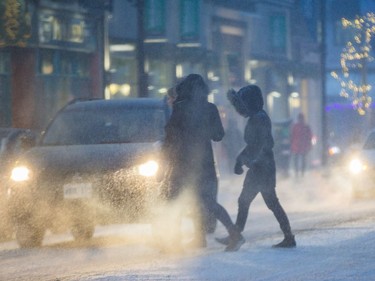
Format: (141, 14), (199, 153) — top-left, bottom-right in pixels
(63, 182), (93, 199)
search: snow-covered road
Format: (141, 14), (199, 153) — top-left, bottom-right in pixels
(1, 169), (375, 281)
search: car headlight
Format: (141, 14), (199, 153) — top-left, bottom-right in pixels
(11, 166), (31, 182)
(138, 160), (159, 177)
(349, 159), (366, 175)
(328, 146), (341, 156)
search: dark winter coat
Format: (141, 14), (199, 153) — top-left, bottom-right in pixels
(162, 98), (224, 199)
(228, 85), (276, 189)
(237, 109), (276, 189)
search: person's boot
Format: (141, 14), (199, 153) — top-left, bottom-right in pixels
(272, 234), (296, 248)
(224, 228), (245, 252)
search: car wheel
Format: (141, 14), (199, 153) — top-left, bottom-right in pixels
(71, 220), (95, 241)
(15, 220), (45, 248)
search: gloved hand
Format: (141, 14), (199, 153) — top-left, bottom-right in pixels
(234, 161), (244, 175)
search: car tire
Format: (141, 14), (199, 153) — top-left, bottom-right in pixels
(71, 220), (95, 241)
(15, 220), (45, 248)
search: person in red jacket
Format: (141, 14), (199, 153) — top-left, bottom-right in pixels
(290, 113), (312, 178)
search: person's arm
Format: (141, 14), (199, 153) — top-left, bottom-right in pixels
(239, 113), (273, 169)
(233, 120), (249, 175)
(158, 106), (183, 181)
(251, 115), (273, 166)
(209, 104), (225, 142)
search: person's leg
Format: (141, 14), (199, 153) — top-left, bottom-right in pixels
(202, 189), (245, 251)
(186, 190), (207, 248)
(201, 174), (218, 234)
(301, 153), (306, 176)
(235, 172), (259, 232)
(202, 193), (236, 233)
(293, 154), (299, 177)
(261, 188), (296, 247)
(214, 171), (259, 249)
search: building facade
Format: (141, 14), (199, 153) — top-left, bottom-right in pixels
(0, 0), (325, 166)
(0, 0), (110, 130)
(107, 0), (322, 166)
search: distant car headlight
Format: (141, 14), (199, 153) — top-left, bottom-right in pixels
(349, 159), (366, 175)
(328, 146), (341, 156)
(138, 160), (159, 177)
(11, 166), (31, 182)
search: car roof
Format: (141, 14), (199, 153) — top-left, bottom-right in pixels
(65, 98), (167, 112)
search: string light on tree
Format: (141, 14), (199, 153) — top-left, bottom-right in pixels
(0, 0), (31, 47)
(331, 13), (375, 115)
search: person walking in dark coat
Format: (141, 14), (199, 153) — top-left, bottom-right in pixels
(216, 85), (296, 248)
(161, 74), (244, 252)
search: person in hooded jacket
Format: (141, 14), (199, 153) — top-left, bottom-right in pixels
(161, 74), (244, 252)
(216, 85), (296, 248)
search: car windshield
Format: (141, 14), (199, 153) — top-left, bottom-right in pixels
(42, 107), (166, 145)
(363, 132), (375, 150)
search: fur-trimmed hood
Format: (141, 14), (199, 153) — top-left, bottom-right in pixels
(227, 85), (264, 117)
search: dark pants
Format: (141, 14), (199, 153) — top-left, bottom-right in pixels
(293, 153), (307, 177)
(199, 184), (236, 235)
(168, 168), (237, 237)
(235, 170), (292, 236)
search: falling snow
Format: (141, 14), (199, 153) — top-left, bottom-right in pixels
(1, 169), (375, 281)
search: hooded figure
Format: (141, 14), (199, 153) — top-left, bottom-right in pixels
(227, 85), (276, 187)
(216, 85), (296, 248)
(161, 74), (244, 251)
(163, 74), (223, 192)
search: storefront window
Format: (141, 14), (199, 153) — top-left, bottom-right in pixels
(176, 61), (204, 79)
(39, 12), (96, 52)
(39, 50), (89, 77)
(270, 14), (287, 54)
(39, 15), (54, 43)
(60, 53), (89, 77)
(40, 50), (54, 74)
(180, 0), (200, 41)
(108, 56), (137, 98)
(68, 18), (85, 43)
(145, 0), (166, 36)
(148, 59), (173, 97)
